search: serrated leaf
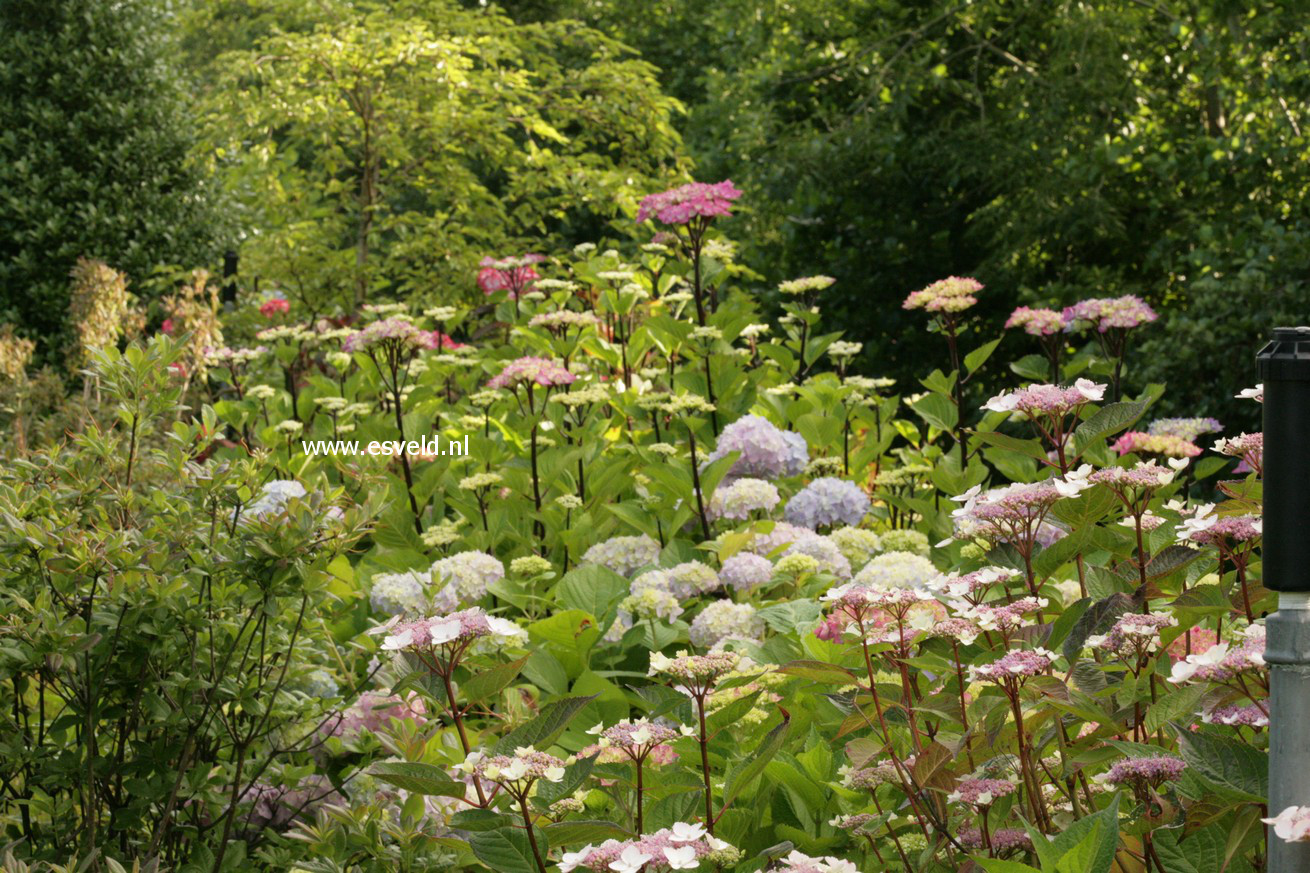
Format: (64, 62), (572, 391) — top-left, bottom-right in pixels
(494, 695), (598, 754)
(462, 655), (529, 704)
(543, 820), (632, 847)
(369, 761), (467, 798)
(468, 827), (540, 873)
(1176, 728), (1267, 803)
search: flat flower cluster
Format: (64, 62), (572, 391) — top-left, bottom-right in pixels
(1004, 306), (1064, 336)
(559, 823), (739, 872)
(374, 608), (525, 651)
(968, 648), (1057, 681)
(983, 379), (1105, 415)
(636, 180), (743, 225)
(1062, 295), (1158, 331)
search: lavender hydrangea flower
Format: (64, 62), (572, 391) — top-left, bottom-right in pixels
(720, 553), (775, 591)
(746, 522), (852, 580)
(705, 414), (809, 480)
(783, 477), (870, 529)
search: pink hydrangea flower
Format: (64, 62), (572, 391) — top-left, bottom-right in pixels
(478, 254), (545, 298)
(1095, 755), (1186, 788)
(982, 379), (1106, 416)
(948, 777), (1016, 807)
(1265, 806), (1310, 843)
(636, 181), (743, 225)
(1063, 296), (1158, 331)
(259, 297), (290, 318)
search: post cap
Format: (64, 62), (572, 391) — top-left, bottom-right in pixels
(1258, 326), (1310, 381)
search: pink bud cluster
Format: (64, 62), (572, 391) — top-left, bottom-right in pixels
(1112, 431), (1202, 458)
(486, 356), (577, 390)
(959, 827), (1033, 853)
(903, 276), (983, 314)
(342, 318), (427, 353)
(1063, 295), (1158, 331)
(947, 777), (1016, 807)
(1213, 432), (1263, 475)
(1005, 306), (1065, 336)
(1095, 755), (1186, 788)
(1202, 703), (1268, 728)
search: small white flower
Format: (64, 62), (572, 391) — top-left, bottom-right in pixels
(663, 846), (699, 869)
(609, 846), (652, 873)
(668, 821), (706, 843)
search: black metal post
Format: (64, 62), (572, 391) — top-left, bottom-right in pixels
(1258, 326), (1310, 871)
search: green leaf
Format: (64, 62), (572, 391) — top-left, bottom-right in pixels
(721, 713), (790, 810)
(964, 337), (1002, 374)
(462, 655), (529, 704)
(777, 660), (859, 685)
(1176, 728), (1267, 803)
(494, 695), (598, 754)
(1151, 823), (1226, 873)
(910, 392), (958, 433)
(369, 761), (467, 798)
(1072, 400), (1147, 456)
(542, 820), (632, 847)
(975, 859), (1042, 873)
(555, 565), (629, 625)
(468, 827), (540, 873)
(1048, 790), (1120, 873)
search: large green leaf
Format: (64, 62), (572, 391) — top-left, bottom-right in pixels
(1177, 728), (1267, 803)
(494, 695), (598, 754)
(468, 826), (541, 873)
(720, 713), (791, 812)
(369, 761), (468, 798)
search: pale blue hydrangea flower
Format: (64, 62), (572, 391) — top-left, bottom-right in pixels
(707, 477), (780, 521)
(853, 551), (938, 590)
(582, 534), (661, 577)
(830, 527), (882, 569)
(705, 414), (809, 480)
(783, 477), (870, 529)
(430, 551), (505, 611)
(720, 553), (775, 592)
(369, 569), (428, 615)
(689, 600), (765, 649)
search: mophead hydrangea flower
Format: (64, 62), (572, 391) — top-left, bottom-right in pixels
(852, 551), (937, 591)
(782, 477), (870, 530)
(244, 479), (308, 520)
(368, 570), (428, 616)
(1148, 416), (1223, 442)
(706, 477), (780, 521)
(429, 551), (505, 612)
(746, 522), (852, 580)
(705, 414), (809, 480)
(582, 534), (661, 577)
(719, 552), (775, 591)
(689, 600), (765, 649)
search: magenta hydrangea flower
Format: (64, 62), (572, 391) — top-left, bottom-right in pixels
(1005, 306), (1065, 336)
(959, 827), (1032, 853)
(486, 356), (576, 390)
(983, 379), (1106, 416)
(477, 254), (545, 298)
(1202, 703), (1268, 728)
(636, 180), (743, 225)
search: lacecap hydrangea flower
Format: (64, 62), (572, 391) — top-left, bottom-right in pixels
(430, 551), (505, 612)
(705, 414), (809, 480)
(782, 477), (870, 529)
(689, 600), (765, 649)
